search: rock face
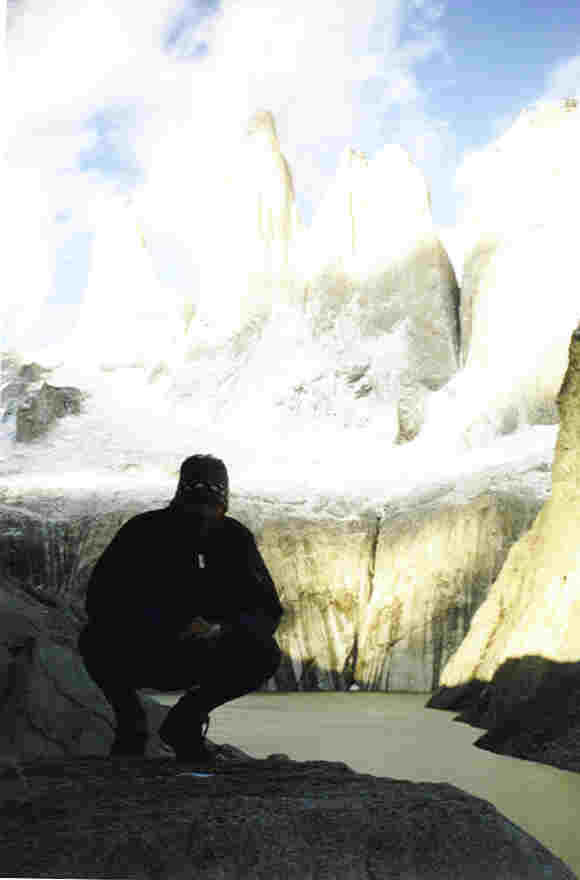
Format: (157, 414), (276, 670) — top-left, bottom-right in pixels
(239, 497), (378, 691)
(435, 99), (580, 445)
(356, 484), (543, 692)
(0, 357), (85, 443)
(0, 453), (550, 694)
(12, 383), (84, 442)
(166, 128), (459, 446)
(429, 327), (580, 759)
(459, 100), (580, 365)
(301, 143), (460, 443)
(242, 110), (301, 288)
(300, 146), (369, 275)
(428, 224), (580, 449)
(192, 110), (302, 338)
(57, 114), (460, 451)
(1, 756), (575, 879)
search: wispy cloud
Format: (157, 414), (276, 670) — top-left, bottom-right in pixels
(543, 52), (580, 101)
(6, 0), (452, 329)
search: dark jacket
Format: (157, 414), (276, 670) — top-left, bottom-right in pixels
(82, 507), (284, 650)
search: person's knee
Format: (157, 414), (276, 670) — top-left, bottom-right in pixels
(258, 638), (282, 679)
(227, 631), (281, 675)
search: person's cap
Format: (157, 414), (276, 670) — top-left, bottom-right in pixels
(176, 454), (229, 509)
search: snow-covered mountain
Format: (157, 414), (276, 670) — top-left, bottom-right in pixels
(3, 101), (576, 497)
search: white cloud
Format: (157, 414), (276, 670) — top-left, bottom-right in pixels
(133, 0), (452, 290)
(6, 0), (452, 323)
(543, 53), (580, 101)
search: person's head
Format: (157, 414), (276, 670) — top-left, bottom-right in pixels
(170, 454), (229, 529)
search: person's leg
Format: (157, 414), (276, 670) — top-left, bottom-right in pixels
(196, 631), (281, 712)
(78, 629), (148, 755)
(158, 630), (281, 757)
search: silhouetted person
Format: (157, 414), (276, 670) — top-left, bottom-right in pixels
(78, 454), (283, 762)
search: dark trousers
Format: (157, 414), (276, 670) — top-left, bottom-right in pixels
(78, 626), (282, 747)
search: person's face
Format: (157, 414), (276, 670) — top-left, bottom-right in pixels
(175, 493), (226, 536)
(179, 499), (225, 520)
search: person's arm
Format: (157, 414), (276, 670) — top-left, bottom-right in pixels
(224, 533), (283, 640)
(85, 516), (181, 639)
(178, 616), (221, 640)
(85, 518), (141, 624)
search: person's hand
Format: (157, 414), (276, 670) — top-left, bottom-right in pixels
(178, 617), (221, 640)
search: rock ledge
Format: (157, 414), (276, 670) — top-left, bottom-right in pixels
(1, 755), (575, 879)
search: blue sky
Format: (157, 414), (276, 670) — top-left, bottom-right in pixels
(5, 0), (580, 320)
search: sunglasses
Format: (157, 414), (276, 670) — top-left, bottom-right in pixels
(180, 480), (227, 501)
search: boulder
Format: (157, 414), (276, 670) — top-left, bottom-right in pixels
(0, 576), (170, 762)
(0, 755), (574, 879)
(469, 659), (580, 773)
(429, 327), (580, 769)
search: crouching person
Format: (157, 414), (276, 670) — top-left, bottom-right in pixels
(78, 454), (283, 763)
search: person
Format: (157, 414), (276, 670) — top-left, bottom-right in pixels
(78, 454), (283, 763)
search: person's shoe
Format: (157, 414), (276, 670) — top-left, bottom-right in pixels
(173, 739), (216, 764)
(110, 742), (147, 757)
(109, 733), (148, 757)
(109, 718), (149, 757)
(158, 709), (213, 763)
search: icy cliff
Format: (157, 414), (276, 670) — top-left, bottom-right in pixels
(424, 99), (580, 449)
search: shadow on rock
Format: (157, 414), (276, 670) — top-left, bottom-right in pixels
(428, 655), (580, 772)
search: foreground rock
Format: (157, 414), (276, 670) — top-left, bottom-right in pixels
(429, 327), (580, 771)
(1, 755), (575, 879)
(0, 578), (170, 764)
(0, 448), (551, 693)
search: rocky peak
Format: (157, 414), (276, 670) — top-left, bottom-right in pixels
(246, 109), (280, 151)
